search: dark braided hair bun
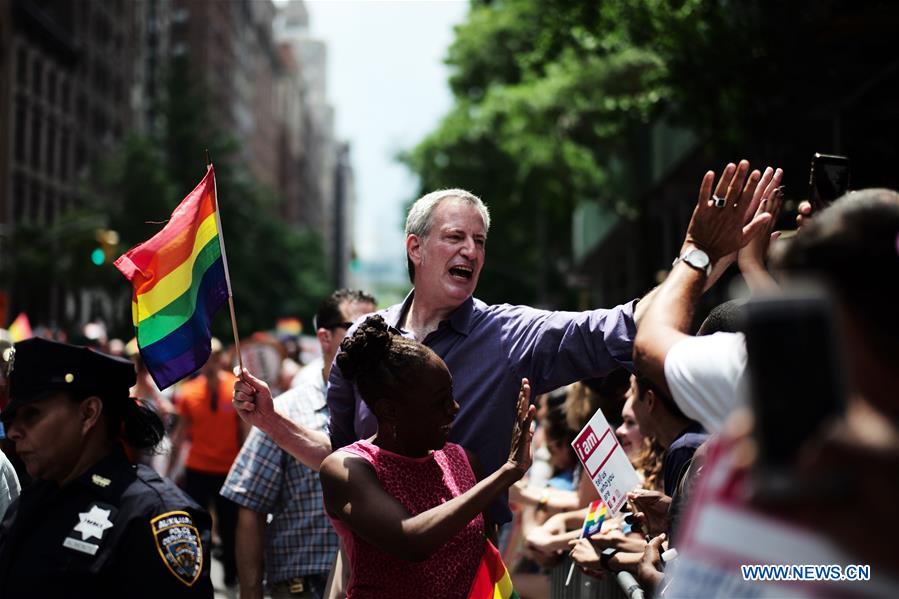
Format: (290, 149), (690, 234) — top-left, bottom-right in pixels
(337, 315), (392, 381)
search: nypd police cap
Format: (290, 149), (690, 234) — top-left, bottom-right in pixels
(2, 337), (136, 424)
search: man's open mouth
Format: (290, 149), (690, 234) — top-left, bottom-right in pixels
(449, 266), (473, 280)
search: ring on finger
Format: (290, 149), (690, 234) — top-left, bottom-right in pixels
(713, 194), (726, 208)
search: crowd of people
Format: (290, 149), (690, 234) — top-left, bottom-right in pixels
(0, 158), (897, 598)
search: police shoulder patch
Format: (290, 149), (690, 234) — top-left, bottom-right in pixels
(150, 510), (203, 587)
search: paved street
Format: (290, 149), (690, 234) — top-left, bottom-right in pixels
(211, 552), (237, 599)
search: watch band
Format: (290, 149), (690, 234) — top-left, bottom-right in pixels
(600, 547), (619, 570)
(672, 248), (711, 275)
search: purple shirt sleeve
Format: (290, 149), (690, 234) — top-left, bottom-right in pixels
(497, 300), (637, 395)
(326, 357), (357, 450)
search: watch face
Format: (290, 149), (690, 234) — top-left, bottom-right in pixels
(687, 249), (710, 269)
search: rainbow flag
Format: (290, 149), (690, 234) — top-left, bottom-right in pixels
(8, 312), (32, 342)
(581, 499), (608, 537)
(467, 539), (518, 599)
(114, 167), (229, 389)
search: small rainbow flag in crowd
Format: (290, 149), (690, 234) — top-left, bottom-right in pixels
(115, 167), (230, 389)
(8, 312), (32, 342)
(467, 539), (519, 599)
(581, 499), (608, 537)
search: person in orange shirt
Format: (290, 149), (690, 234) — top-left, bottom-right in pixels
(170, 340), (246, 588)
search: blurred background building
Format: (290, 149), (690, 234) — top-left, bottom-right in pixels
(0, 0), (355, 333)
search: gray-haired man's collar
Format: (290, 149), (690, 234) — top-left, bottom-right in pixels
(389, 289), (475, 337)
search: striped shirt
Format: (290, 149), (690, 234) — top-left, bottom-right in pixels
(221, 374), (337, 582)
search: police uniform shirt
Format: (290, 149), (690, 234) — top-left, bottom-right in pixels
(0, 444), (214, 598)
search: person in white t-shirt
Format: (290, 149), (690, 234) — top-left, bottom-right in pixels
(634, 161), (783, 432)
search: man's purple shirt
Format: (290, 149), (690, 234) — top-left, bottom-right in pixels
(326, 291), (637, 523)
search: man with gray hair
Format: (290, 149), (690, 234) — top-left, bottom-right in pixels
(327, 188), (644, 525)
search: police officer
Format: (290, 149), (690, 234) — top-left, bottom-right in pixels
(0, 338), (214, 598)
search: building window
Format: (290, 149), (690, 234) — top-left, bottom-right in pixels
(14, 103), (27, 162)
(94, 62), (109, 96)
(94, 14), (111, 46)
(75, 141), (87, 172)
(60, 80), (70, 110)
(47, 124), (57, 177)
(60, 130), (70, 179)
(29, 183), (42, 224)
(12, 174), (26, 223)
(48, 70), (57, 104)
(16, 46), (27, 84)
(93, 109), (107, 140)
(30, 112), (43, 169)
(32, 58), (43, 97)
(77, 93), (88, 122)
(44, 192), (57, 225)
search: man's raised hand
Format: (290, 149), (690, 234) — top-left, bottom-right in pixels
(684, 160), (774, 263)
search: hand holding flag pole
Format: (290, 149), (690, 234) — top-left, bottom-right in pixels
(565, 499), (608, 586)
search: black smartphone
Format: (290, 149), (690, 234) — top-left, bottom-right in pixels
(743, 288), (846, 499)
(808, 153), (850, 211)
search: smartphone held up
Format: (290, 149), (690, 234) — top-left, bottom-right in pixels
(808, 153), (850, 212)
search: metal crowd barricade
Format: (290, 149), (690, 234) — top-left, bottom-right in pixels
(549, 556), (643, 599)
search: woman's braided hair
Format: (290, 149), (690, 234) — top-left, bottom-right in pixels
(336, 315), (435, 407)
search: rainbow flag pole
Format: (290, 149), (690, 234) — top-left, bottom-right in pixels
(565, 499), (609, 586)
(205, 151), (243, 373)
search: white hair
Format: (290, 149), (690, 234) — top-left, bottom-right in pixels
(405, 189), (490, 238)
(404, 189), (490, 283)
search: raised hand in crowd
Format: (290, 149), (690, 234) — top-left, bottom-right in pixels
(627, 488), (672, 537)
(507, 379), (536, 475)
(685, 160), (772, 268)
(737, 168), (785, 292)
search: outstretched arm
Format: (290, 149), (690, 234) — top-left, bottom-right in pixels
(232, 369), (331, 471)
(321, 379), (536, 562)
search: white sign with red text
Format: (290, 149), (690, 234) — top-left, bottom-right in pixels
(571, 408), (641, 513)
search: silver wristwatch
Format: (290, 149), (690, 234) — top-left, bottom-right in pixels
(672, 247), (711, 275)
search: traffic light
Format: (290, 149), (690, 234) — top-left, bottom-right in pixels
(91, 229), (120, 266)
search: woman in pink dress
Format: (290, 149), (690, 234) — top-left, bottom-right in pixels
(319, 315), (535, 598)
